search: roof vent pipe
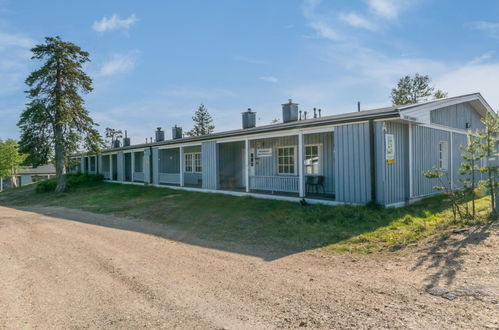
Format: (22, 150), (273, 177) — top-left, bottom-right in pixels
(113, 139), (121, 148)
(172, 125), (183, 140)
(318, 108), (322, 118)
(155, 127), (165, 142)
(242, 108), (256, 129)
(304, 111), (307, 120)
(282, 99), (299, 123)
(313, 108), (317, 118)
(299, 110), (302, 120)
(357, 101), (361, 112)
(123, 130), (131, 146)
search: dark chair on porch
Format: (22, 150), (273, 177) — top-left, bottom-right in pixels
(306, 175), (325, 193)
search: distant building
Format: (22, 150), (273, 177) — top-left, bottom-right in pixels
(0, 164), (56, 191)
(72, 93), (497, 207)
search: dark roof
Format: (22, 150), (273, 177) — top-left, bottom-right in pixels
(97, 105), (399, 154)
(18, 164), (55, 175)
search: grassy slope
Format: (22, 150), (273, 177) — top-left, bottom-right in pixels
(0, 182), (492, 253)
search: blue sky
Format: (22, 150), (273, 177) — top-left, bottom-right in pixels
(1, 0), (499, 142)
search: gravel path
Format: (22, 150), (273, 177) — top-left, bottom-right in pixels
(0, 206), (497, 329)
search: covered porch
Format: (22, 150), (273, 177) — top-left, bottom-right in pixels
(158, 145), (202, 188)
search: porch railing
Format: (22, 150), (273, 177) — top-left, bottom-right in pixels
(249, 175), (299, 193)
(159, 173), (180, 184)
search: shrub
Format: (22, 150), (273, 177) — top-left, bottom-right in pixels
(35, 173), (104, 193)
(36, 178), (57, 193)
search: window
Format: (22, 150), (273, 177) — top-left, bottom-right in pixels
(305, 145), (321, 175)
(184, 153), (193, 172)
(439, 141), (449, 171)
(134, 152), (144, 172)
(278, 147), (295, 174)
(194, 153), (202, 172)
(184, 152), (202, 173)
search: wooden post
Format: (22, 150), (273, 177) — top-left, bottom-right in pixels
(298, 131), (304, 198)
(0, 177), (3, 192)
(245, 138), (250, 193)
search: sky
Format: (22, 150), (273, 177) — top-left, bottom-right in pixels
(1, 0), (499, 143)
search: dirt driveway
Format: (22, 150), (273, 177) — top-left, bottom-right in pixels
(0, 206), (497, 329)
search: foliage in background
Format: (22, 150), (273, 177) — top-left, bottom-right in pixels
(104, 127), (123, 148)
(391, 73), (447, 105)
(0, 139), (27, 187)
(18, 36), (104, 193)
(36, 172), (104, 193)
(477, 113), (499, 212)
(186, 104), (215, 137)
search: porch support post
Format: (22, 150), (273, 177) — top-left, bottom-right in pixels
(0, 177), (3, 191)
(245, 138), (250, 193)
(180, 146), (185, 186)
(408, 123), (413, 198)
(110, 155), (113, 181)
(298, 131), (305, 198)
(131, 152), (135, 182)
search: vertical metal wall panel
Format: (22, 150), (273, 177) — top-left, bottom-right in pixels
(452, 132), (469, 189)
(143, 148), (151, 183)
(80, 156), (85, 172)
(334, 123), (371, 204)
(250, 135), (298, 177)
(304, 132), (334, 193)
(412, 126), (451, 197)
(430, 102), (484, 131)
(375, 121), (409, 205)
(117, 152), (124, 182)
(152, 147), (159, 185)
(202, 141), (218, 189)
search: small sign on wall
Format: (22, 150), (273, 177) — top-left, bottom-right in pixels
(257, 148), (272, 157)
(385, 134), (395, 164)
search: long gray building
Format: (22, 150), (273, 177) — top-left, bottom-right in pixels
(73, 93), (496, 207)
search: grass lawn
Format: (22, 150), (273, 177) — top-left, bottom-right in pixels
(0, 181), (493, 253)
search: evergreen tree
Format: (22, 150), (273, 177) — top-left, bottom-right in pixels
(477, 113), (499, 212)
(187, 104), (215, 137)
(459, 132), (483, 220)
(0, 139), (27, 188)
(391, 74), (447, 105)
(18, 36), (103, 192)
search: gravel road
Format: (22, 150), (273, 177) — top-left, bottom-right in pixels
(0, 206), (497, 329)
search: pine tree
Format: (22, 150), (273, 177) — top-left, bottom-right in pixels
(187, 104), (215, 137)
(459, 132), (483, 220)
(477, 113), (499, 212)
(18, 36), (103, 192)
(391, 74), (447, 105)
(0, 139), (27, 188)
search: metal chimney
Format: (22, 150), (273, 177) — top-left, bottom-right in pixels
(242, 108), (256, 129)
(155, 127), (165, 142)
(172, 125), (183, 140)
(123, 130), (131, 146)
(282, 99), (299, 123)
(113, 139), (121, 148)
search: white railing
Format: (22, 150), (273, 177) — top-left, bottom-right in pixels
(249, 175), (299, 193)
(159, 173), (180, 184)
(133, 172), (144, 182)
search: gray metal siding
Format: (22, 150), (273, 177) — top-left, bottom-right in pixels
(184, 173), (202, 185)
(202, 141), (218, 189)
(452, 132), (469, 189)
(143, 149), (151, 183)
(412, 126), (451, 197)
(250, 135), (298, 177)
(117, 152), (124, 182)
(375, 121), (409, 205)
(152, 147), (159, 185)
(334, 123), (371, 204)
(304, 132), (334, 194)
(430, 102), (484, 131)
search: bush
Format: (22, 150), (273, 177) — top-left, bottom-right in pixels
(36, 178), (57, 193)
(36, 172), (104, 193)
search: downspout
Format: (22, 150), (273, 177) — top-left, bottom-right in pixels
(149, 146), (153, 185)
(369, 120), (377, 203)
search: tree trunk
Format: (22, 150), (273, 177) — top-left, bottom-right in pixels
(54, 124), (66, 192)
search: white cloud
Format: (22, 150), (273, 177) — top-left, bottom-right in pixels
(302, 0), (340, 40)
(260, 76), (278, 83)
(339, 12), (376, 31)
(0, 31), (35, 49)
(366, 0), (403, 20)
(92, 14), (137, 32)
(470, 21), (499, 37)
(98, 53), (137, 76)
(308, 21), (340, 40)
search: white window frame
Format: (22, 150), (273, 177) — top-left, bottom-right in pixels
(184, 152), (201, 173)
(277, 146), (297, 175)
(194, 152), (202, 173)
(304, 144), (322, 176)
(439, 141), (449, 171)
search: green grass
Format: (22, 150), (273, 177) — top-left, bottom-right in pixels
(0, 181), (493, 254)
